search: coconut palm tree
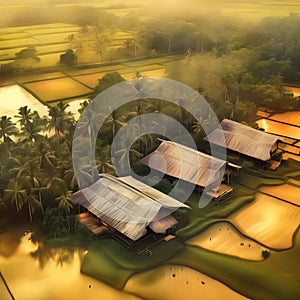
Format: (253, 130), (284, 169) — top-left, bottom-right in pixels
(0, 116), (19, 143)
(97, 148), (114, 174)
(47, 102), (74, 142)
(14, 106), (34, 126)
(55, 191), (74, 230)
(21, 121), (43, 142)
(4, 178), (26, 213)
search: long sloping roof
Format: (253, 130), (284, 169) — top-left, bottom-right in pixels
(205, 119), (279, 161)
(72, 173), (188, 241)
(141, 141), (226, 188)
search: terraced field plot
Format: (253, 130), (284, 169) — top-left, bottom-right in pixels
(230, 193), (300, 249)
(260, 184), (300, 206)
(269, 111), (300, 126)
(256, 118), (300, 139)
(21, 72), (66, 83)
(187, 222), (268, 261)
(124, 265), (247, 300)
(24, 77), (93, 102)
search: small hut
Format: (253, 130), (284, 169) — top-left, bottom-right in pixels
(72, 173), (189, 249)
(140, 140), (233, 200)
(204, 119), (281, 168)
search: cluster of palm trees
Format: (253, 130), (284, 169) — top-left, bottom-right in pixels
(0, 103), (76, 224)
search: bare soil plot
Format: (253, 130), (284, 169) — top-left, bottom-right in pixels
(230, 193), (300, 249)
(259, 184), (300, 206)
(124, 265), (247, 300)
(25, 77), (92, 102)
(187, 222), (268, 261)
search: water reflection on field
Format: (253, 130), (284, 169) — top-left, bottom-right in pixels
(0, 229), (140, 300)
(257, 118), (300, 140)
(0, 85), (83, 121)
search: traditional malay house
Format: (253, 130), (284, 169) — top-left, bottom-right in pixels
(204, 119), (281, 169)
(72, 173), (189, 250)
(141, 140), (235, 201)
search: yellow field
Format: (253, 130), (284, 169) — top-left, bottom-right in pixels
(22, 72), (66, 83)
(269, 111), (300, 126)
(124, 265), (247, 300)
(256, 118), (300, 139)
(260, 184), (300, 206)
(74, 73), (105, 88)
(187, 222), (268, 261)
(230, 193), (300, 249)
(25, 77), (93, 101)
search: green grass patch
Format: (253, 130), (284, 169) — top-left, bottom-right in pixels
(81, 237), (185, 289)
(176, 217), (222, 240)
(260, 159), (300, 179)
(236, 173), (284, 189)
(81, 246), (132, 289)
(64, 64), (126, 76)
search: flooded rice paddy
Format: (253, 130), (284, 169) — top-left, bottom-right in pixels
(229, 193), (300, 250)
(187, 222), (268, 261)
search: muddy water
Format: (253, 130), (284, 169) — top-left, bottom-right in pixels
(187, 222), (268, 261)
(124, 265), (248, 300)
(0, 229), (140, 300)
(230, 193), (300, 249)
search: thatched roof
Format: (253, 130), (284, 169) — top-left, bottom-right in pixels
(72, 173), (189, 241)
(141, 141), (226, 188)
(205, 119), (279, 161)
